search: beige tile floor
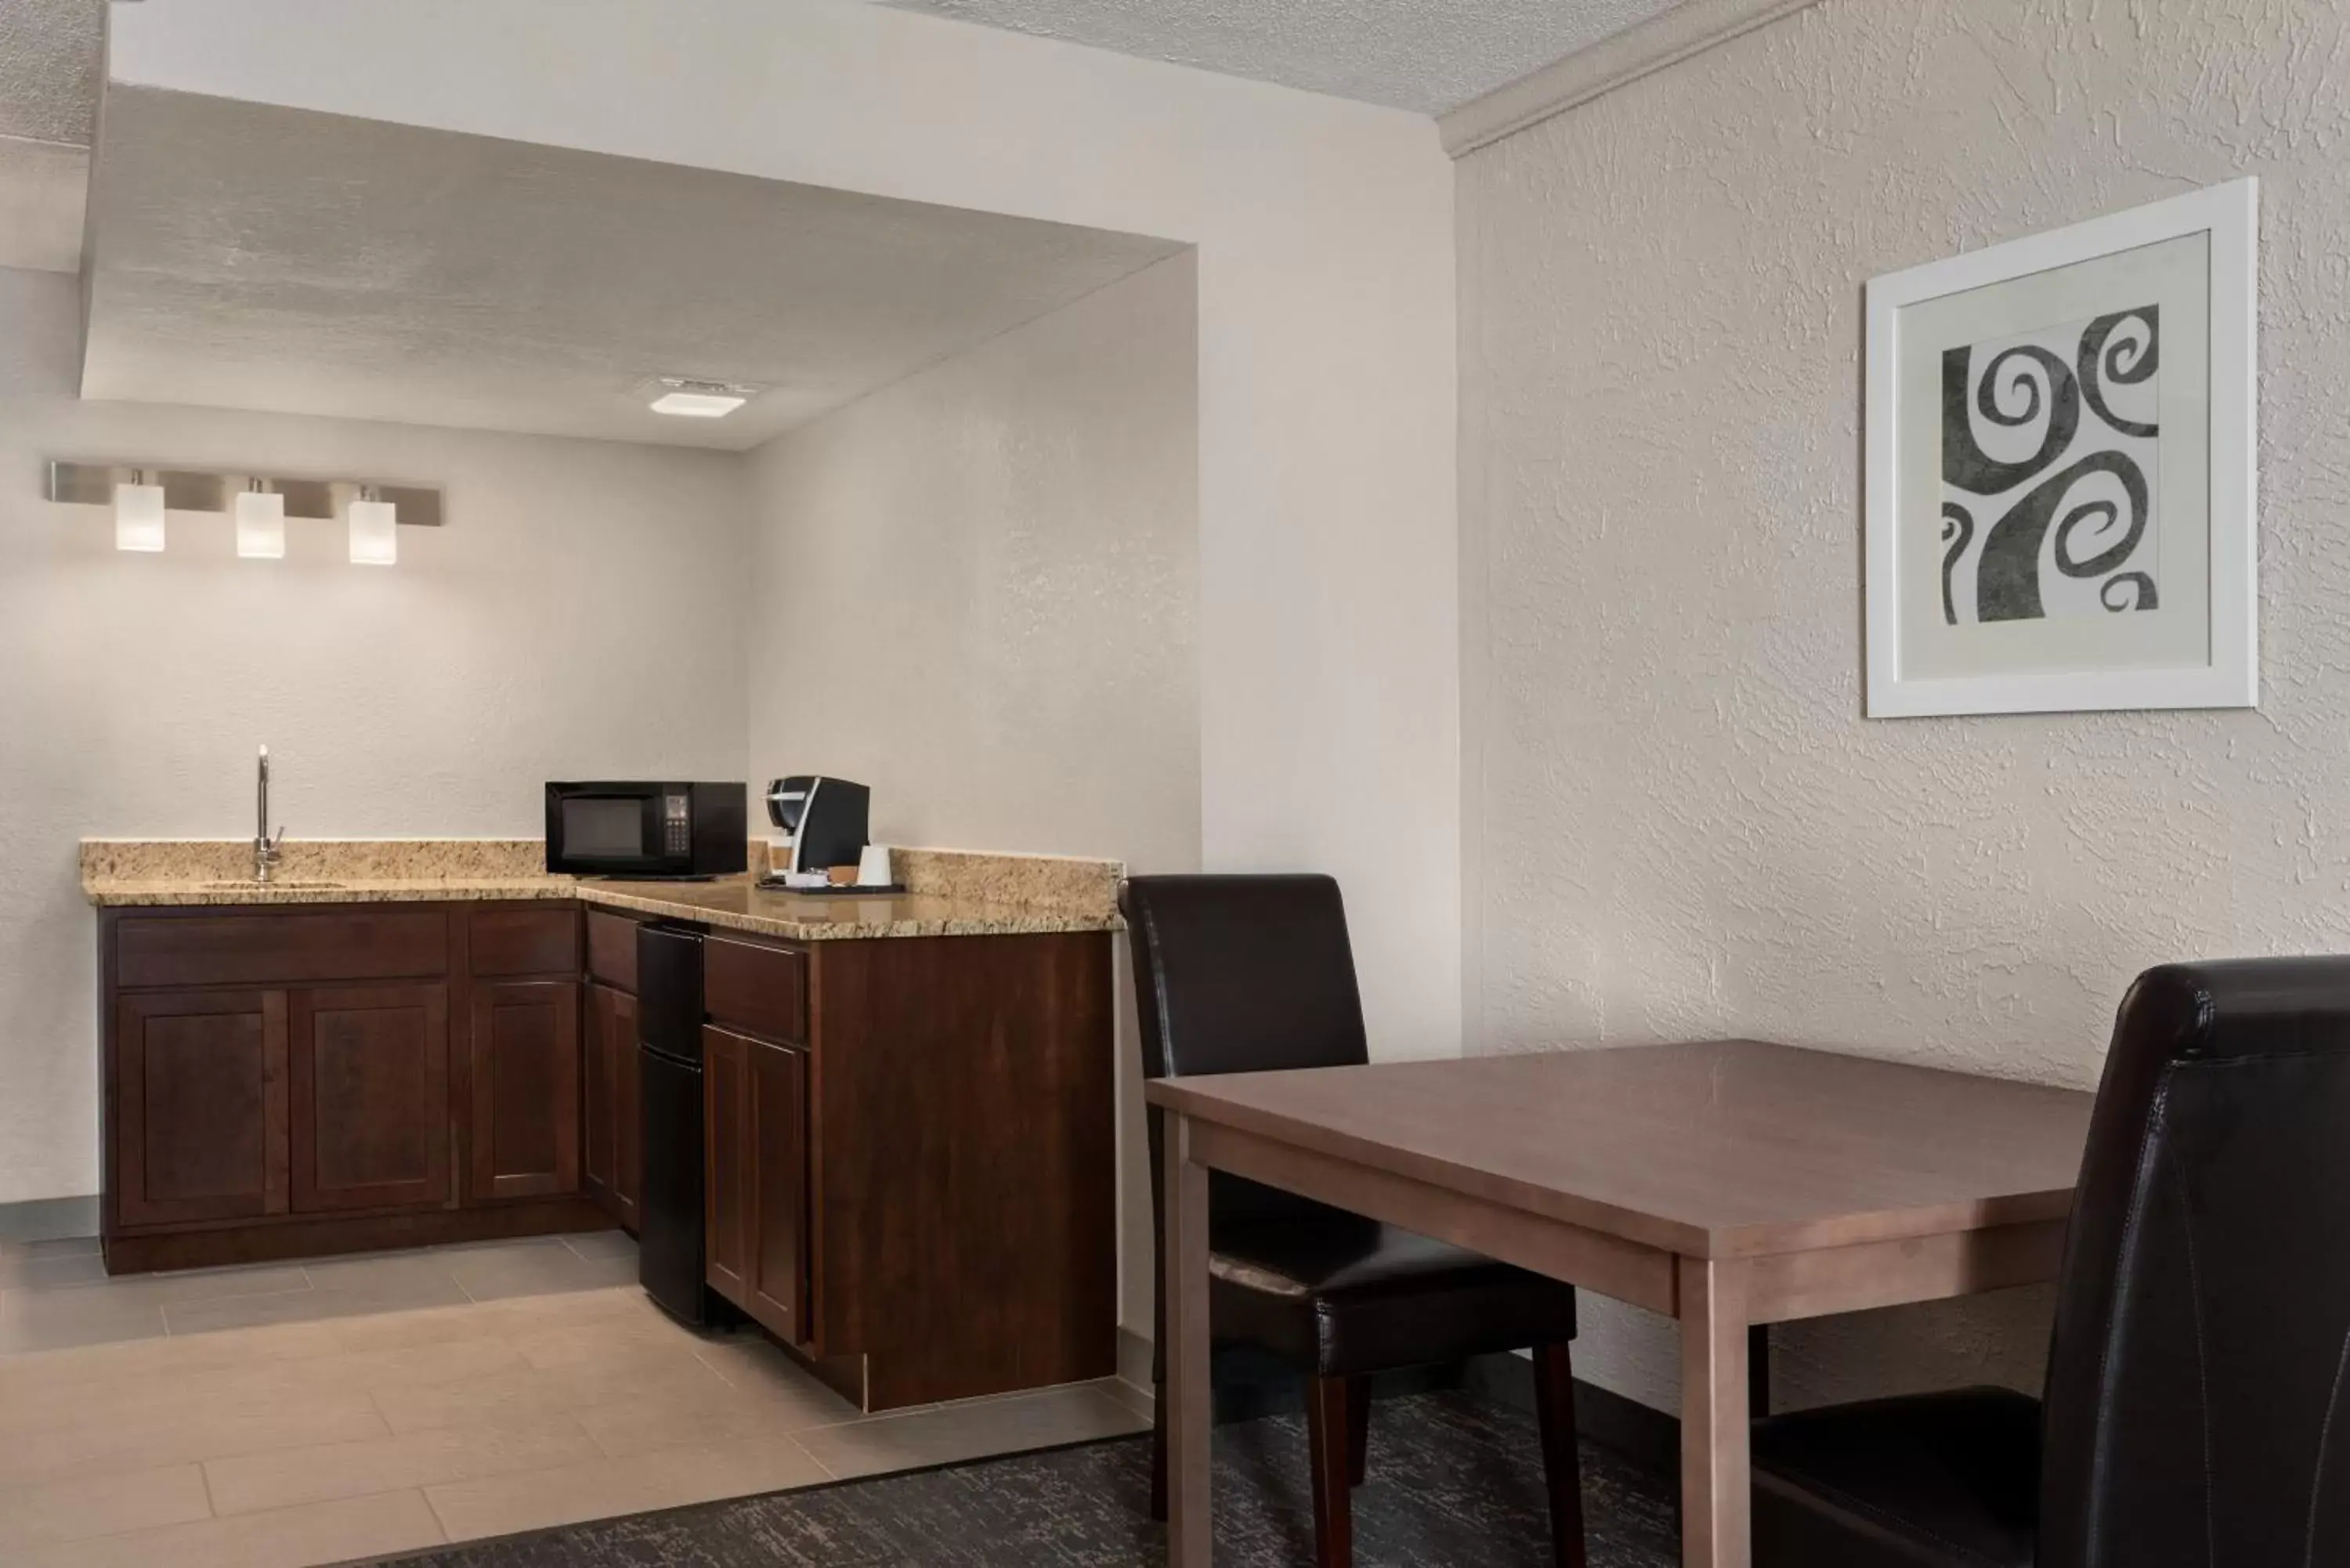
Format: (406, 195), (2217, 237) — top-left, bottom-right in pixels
(0, 1231), (1148, 1567)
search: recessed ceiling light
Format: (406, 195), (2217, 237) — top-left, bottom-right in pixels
(647, 377), (761, 418)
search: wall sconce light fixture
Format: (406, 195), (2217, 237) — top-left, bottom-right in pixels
(49, 462), (444, 562)
(114, 471), (166, 553)
(347, 487), (398, 566)
(235, 479), (287, 560)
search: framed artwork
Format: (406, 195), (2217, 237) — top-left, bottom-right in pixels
(1864, 179), (2258, 718)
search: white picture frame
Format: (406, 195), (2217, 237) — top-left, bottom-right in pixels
(1864, 178), (2258, 718)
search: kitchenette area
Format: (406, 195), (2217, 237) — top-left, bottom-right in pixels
(0, 20), (1220, 1556)
(79, 770), (1123, 1415)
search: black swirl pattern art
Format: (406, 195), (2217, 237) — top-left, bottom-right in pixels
(2079, 306), (2158, 439)
(1940, 305), (2159, 625)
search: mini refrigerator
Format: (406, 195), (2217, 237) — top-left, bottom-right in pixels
(636, 921), (721, 1327)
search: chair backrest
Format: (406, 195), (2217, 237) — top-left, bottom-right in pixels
(1123, 873), (1370, 1262)
(2041, 958), (2350, 1568)
(1120, 873), (1371, 1082)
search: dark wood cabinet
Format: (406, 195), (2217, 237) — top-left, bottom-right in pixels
(116, 910), (447, 990)
(614, 1004), (642, 1227)
(700, 928), (1114, 1410)
(703, 1024), (750, 1303)
(744, 1031), (809, 1345)
(289, 984), (451, 1214)
(114, 988), (287, 1228)
(704, 936), (805, 1044)
(467, 908), (580, 978)
(468, 978), (582, 1201)
(584, 980), (642, 1232)
(100, 902), (597, 1274)
(704, 1023), (808, 1346)
(98, 892), (1115, 1411)
(585, 909), (638, 992)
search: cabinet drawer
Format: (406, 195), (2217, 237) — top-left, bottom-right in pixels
(585, 910), (639, 992)
(704, 935), (808, 1044)
(117, 910), (448, 990)
(469, 907), (580, 977)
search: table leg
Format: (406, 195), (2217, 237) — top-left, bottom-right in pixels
(1164, 1111), (1213, 1568)
(1679, 1255), (1751, 1568)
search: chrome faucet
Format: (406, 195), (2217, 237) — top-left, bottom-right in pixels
(254, 745), (286, 883)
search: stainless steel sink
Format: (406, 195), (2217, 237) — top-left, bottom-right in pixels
(199, 879), (346, 891)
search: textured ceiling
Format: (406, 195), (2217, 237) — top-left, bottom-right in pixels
(859, 0), (1681, 113)
(81, 88), (1183, 448)
(2, 0), (1686, 156)
(0, 0), (100, 145)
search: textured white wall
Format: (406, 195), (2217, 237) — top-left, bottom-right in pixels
(746, 255), (1198, 870)
(0, 266), (749, 1204)
(747, 255), (1200, 1331)
(1459, 0), (2350, 1411)
(110, 0), (1465, 1068)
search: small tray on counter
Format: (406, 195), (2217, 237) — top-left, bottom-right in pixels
(755, 878), (909, 897)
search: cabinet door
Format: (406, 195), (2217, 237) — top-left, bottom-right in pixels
(115, 989), (288, 1227)
(468, 979), (582, 1201)
(583, 983), (618, 1209)
(703, 1024), (750, 1301)
(746, 1035), (810, 1345)
(613, 990), (642, 1231)
(583, 981), (643, 1232)
(289, 984), (451, 1213)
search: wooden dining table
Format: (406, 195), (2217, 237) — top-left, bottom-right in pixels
(1146, 1039), (2095, 1568)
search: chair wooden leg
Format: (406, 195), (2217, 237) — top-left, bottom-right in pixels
(1150, 1378), (1170, 1523)
(1345, 1375), (1371, 1487)
(1307, 1374), (1355, 1568)
(1533, 1342), (1590, 1568)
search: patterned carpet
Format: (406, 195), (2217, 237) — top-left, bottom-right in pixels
(374, 1389), (1681, 1567)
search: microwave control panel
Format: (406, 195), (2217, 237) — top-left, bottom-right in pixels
(663, 792), (691, 855)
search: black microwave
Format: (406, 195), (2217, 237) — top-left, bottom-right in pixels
(544, 782), (747, 879)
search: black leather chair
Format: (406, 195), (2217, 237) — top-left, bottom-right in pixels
(1752, 957), (2350, 1567)
(1123, 873), (1588, 1568)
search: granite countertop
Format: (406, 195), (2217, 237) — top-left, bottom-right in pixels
(85, 875), (582, 907)
(81, 840), (1124, 941)
(575, 878), (1114, 941)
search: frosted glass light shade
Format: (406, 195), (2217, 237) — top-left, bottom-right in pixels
(348, 497), (398, 565)
(114, 481), (166, 552)
(234, 490), (287, 559)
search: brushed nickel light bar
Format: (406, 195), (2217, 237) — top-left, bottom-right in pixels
(45, 461), (446, 529)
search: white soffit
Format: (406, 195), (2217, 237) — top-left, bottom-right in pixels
(0, 135), (88, 272)
(80, 87), (1185, 449)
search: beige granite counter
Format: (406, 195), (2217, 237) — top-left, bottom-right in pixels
(575, 877), (1117, 941)
(80, 840), (1124, 941)
(79, 838), (576, 909)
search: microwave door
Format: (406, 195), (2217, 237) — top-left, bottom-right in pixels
(558, 792), (663, 870)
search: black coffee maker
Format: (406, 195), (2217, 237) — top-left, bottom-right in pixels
(764, 776), (871, 880)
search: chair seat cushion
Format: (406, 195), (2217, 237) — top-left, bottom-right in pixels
(1207, 1201), (1576, 1378)
(1752, 1386), (2041, 1568)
